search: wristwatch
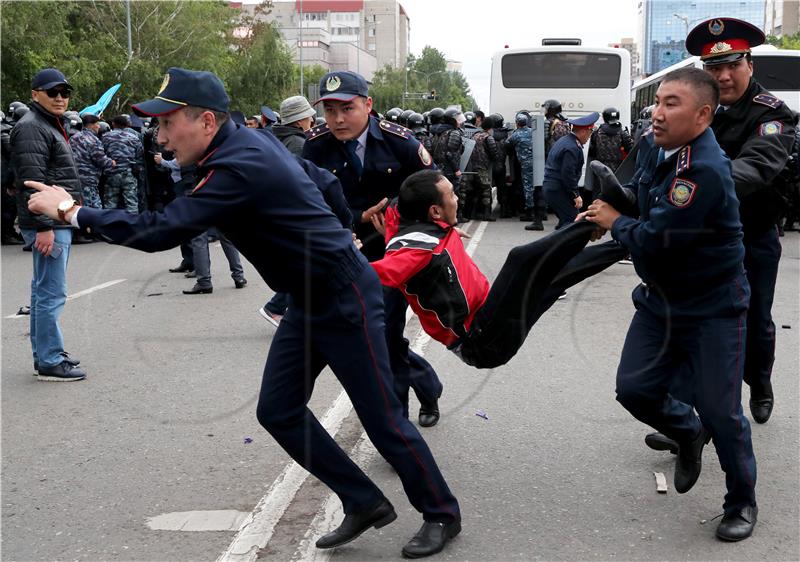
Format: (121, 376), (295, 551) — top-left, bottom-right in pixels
(57, 198), (79, 223)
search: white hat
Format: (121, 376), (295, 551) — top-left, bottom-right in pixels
(279, 95), (316, 125)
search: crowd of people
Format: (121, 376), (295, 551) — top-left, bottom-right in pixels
(7, 14), (800, 560)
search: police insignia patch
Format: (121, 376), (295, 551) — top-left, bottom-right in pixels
(325, 76), (342, 92)
(418, 143), (432, 166)
(158, 74), (170, 95)
(667, 178), (697, 208)
(758, 121), (783, 136)
(708, 19), (724, 35)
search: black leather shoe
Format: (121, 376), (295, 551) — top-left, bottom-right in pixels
(402, 519), (461, 558)
(184, 271), (197, 278)
(183, 284), (213, 295)
(645, 432), (678, 454)
(315, 498), (396, 549)
(418, 400), (440, 428)
(234, 278), (247, 289)
(749, 397), (774, 424)
(37, 361), (86, 382)
(716, 506), (757, 542)
(525, 220), (544, 231)
(674, 426), (711, 493)
(169, 264), (193, 273)
(590, 161), (638, 217)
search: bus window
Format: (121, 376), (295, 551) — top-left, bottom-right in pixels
(753, 56), (800, 91)
(501, 52), (622, 89)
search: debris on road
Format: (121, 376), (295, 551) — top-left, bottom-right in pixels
(653, 472), (668, 493)
(243, 436), (253, 444)
(475, 410), (489, 420)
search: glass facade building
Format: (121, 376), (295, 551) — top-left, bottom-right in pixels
(642, 0), (765, 75)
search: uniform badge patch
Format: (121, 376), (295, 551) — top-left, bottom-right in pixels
(758, 121), (783, 136)
(418, 143), (432, 166)
(667, 178), (697, 208)
(708, 19), (724, 35)
(325, 75), (342, 92)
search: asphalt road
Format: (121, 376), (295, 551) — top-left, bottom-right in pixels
(2, 221), (798, 562)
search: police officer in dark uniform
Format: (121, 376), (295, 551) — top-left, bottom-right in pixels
(27, 67), (461, 558)
(302, 71), (445, 428)
(583, 67), (758, 542)
(543, 112), (599, 229)
(687, 18), (796, 424)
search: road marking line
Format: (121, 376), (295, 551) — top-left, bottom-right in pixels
(218, 391), (354, 562)
(4, 279), (126, 318)
(220, 219), (490, 562)
(147, 510), (250, 532)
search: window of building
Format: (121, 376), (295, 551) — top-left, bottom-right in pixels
(368, 43), (376, 51)
(368, 28), (375, 37)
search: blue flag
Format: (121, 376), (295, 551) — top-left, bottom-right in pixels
(79, 83), (122, 116)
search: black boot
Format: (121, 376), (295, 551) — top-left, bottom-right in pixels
(316, 498), (396, 549)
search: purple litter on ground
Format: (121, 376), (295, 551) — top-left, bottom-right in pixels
(243, 437), (253, 444)
(475, 410), (489, 420)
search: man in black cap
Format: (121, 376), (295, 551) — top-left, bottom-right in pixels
(11, 67), (86, 382)
(27, 66), (461, 558)
(302, 71), (446, 430)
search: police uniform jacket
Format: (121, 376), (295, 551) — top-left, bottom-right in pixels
(302, 115), (435, 260)
(76, 120), (363, 299)
(543, 133), (584, 198)
(102, 128), (143, 175)
(11, 102), (81, 231)
(711, 79), (796, 233)
(612, 128), (747, 318)
(70, 128), (114, 187)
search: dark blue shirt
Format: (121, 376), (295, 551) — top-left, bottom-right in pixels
(612, 128), (748, 317)
(77, 120), (364, 297)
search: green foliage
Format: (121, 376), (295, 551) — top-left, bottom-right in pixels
(765, 32), (800, 50)
(369, 44), (476, 114)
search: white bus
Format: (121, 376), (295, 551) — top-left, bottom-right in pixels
(490, 42), (632, 127)
(631, 45), (800, 119)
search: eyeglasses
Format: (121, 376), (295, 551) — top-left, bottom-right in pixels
(37, 88), (71, 99)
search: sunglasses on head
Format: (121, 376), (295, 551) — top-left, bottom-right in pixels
(38, 88), (71, 99)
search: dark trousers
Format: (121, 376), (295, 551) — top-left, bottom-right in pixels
(256, 266), (459, 521)
(384, 287), (443, 417)
(616, 301), (757, 513)
(742, 226), (781, 398)
(461, 221), (628, 368)
(264, 292), (289, 315)
(543, 184), (578, 229)
(190, 229), (244, 287)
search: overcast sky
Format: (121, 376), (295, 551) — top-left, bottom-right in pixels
(400, 0), (639, 109)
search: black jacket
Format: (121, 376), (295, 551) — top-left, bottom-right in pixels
(11, 102), (81, 231)
(711, 79), (796, 232)
(270, 124), (307, 156)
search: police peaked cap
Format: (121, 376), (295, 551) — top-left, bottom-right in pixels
(316, 71), (369, 104)
(686, 18), (765, 66)
(567, 112), (600, 128)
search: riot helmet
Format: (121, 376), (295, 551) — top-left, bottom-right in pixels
(602, 107), (620, 124)
(515, 112), (530, 127)
(399, 109), (414, 127)
(489, 113), (504, 128)
(542, 99), (563, 117)
(385, 107), (402, 122)
(13, 105), (30, 121)
(428, 107), (445, 125)
(640, 105), (654, 120)
(464, 111), (476, 125)
(9, 101), (26, 115)
(407, 112), (425, 132)
(443, 107), (461, 127)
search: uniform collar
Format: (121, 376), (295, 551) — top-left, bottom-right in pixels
(198, 118), (236, 167)
(367, 115), (385, 141)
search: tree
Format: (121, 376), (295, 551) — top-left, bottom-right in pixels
(766, 32), (800, 50)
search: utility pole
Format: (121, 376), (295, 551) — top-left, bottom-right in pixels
(299, 0), (304, 96)
(125, 0), (133, 62)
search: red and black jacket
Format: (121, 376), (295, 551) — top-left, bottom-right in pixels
(371, 207), (489, 346)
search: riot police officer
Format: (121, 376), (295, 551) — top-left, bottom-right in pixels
(587, 107), (633, 200)
(427, 107), (464, 218)
(543, 99), (570, 158)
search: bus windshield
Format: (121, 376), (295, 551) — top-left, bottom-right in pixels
(753, 56), (800, 91)
(501, 52), (622, 89)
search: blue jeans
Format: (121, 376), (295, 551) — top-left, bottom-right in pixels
(21, 229), (72, 367)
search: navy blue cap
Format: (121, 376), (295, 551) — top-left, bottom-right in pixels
(567, 112), (600, 128)
(686, 18), (765, 66)
(131, 67), (229, 117)
(260, 106), (277, 123)
(315, 71), (369, 105)
(31, 68), (71, 91)
(230, 110), (246, 125)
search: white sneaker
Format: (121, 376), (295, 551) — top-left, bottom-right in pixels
(618, 258), (634, 265)
(557, 291), (567, 300)
(258, 306), (282, 328)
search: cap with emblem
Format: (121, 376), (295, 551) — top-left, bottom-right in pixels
(315, 71), (369, 105)
(260, 106), (277, 123)
(131, 67), (230, 117)
(567, 112), (600, 129)
(686, 18), (765, 66)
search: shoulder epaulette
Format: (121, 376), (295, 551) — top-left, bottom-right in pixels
(753, 93), (782, 109)
(379, 119), (411, 140)
(676, 145), (691, 176)
(306, 123), (330, 141)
